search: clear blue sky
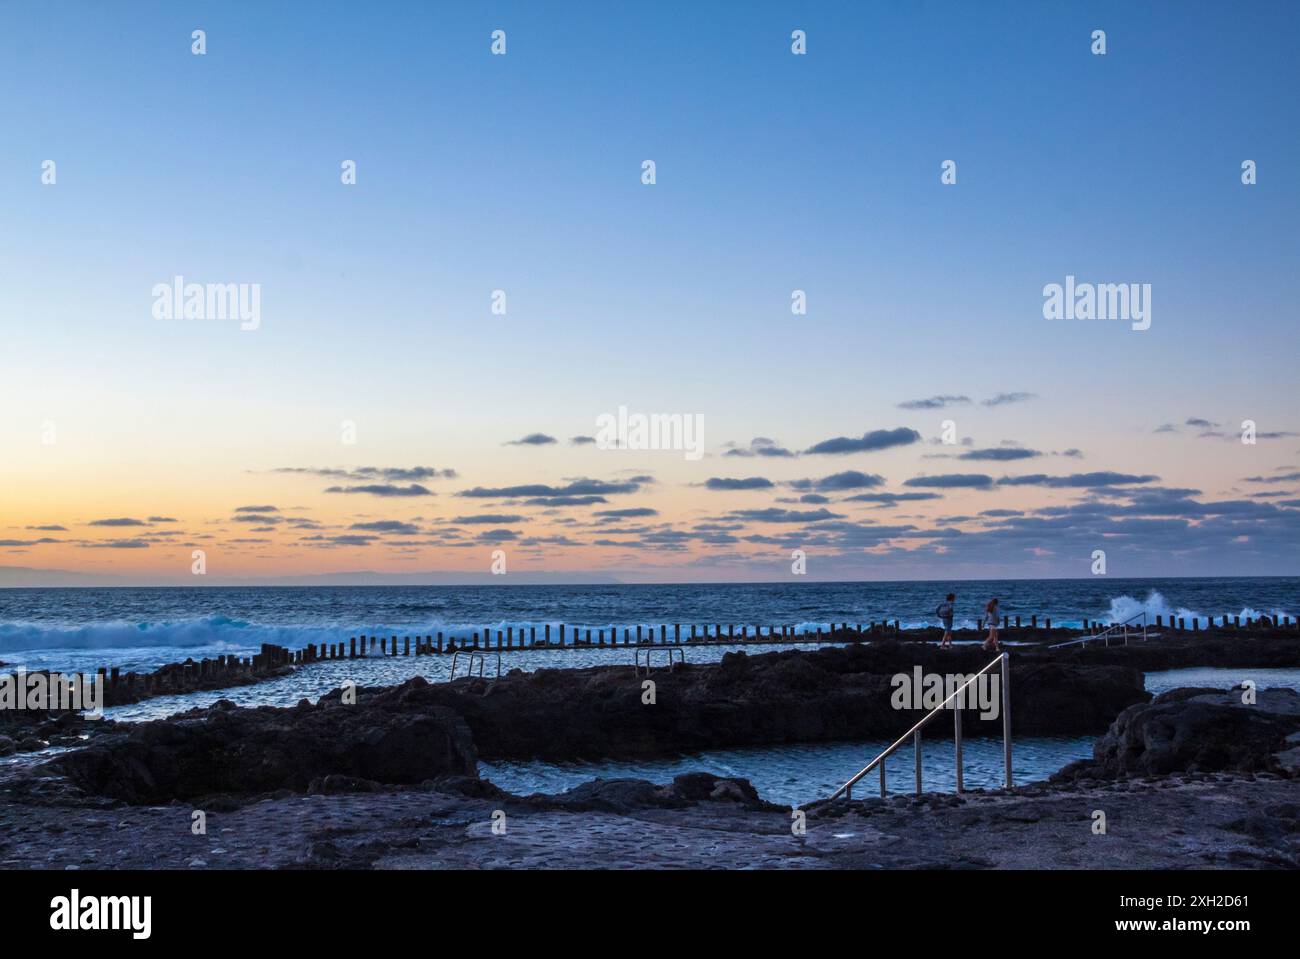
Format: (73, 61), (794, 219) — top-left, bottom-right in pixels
(2, 1), (1298, 582)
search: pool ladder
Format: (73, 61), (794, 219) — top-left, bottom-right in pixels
(828, 651), (1012, 801)
(449, 649), (501, 681)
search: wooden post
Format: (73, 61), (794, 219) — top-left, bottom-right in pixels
(349, 637), (357, 658)
(1045, 618), (1051, 629)
(1015, 615), (1021, 628)
(560, 624), (566, 646)
(675, 623), (680, 643)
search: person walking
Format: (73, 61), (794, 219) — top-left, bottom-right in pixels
(936, 593), (956, 648)
(982, 598), (1001, 651)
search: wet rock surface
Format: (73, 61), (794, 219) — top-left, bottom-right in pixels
(401, 644), (1147, 760)
(0, 770), (1294, 870)
(22, 645), (1145, 802)
(46, 686), (476, 803)
(1058, 686), (1300, 779)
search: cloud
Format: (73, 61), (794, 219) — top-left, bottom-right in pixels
(234, 514), (283, 524)
(804, 427), (921, 456)
(1153, 423), (1178, 433)
(903, 474), (994, 489)
(842, 492), (942, 504)
(449, 514), (527, 524)
(506, 433), (558, 446)
(996, 471), (1158, 488)
(301, 534), (379, 547)
(87, 518), (147, 527)
(1243, 472), (1300, 484)
(349, 521), (421, 535)
(705, 477), (775, 491)
(234, 505), (279, 513)
(982, 392), (1037, 407)
(594, 507), (660, 519)
(83, 539), (150, 548)
(274, 466), (456, 481)
(26, 525), (67, 531)
(521, 496), (608, 506)
(1185, 417), (1218, 428)
(147, 516), (178, 523)
(724, 437), (796, 458)
(570, 436), (596, 445)
(0, 537), (60, 546)
(958, 448), (1041, 461)
(458, 478), (642, 498)
(728, 508), (844, 523)
(897, 395), (971, 410)
(807, 470), (886, 491)
(324, 484), (435, 497)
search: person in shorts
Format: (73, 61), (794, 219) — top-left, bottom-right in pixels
(936, 593), (956, 648)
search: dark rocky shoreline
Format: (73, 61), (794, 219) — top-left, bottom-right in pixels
(1, 635), (1297, 868)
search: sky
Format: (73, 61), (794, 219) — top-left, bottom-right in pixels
(1, 0), (1298, 585)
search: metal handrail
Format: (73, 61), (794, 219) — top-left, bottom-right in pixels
(450, 649), (501, 681)
(635, 646), (685, 675)
(1048, 611), (1148, 649)
(828, 651), (1011, 802)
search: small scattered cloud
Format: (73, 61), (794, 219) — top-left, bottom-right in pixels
(724, 437), (796, 458)
(705, 477), (775, 491)
(903, 474), (994, 489)
(958, 448), (1040, 462)
(997, 472), (1158, 488)
(324, 484), (435, 497)
(349, 521), (421, 535)
(982, 392), (1037, 407)
(594, 507), (659, 519)
(897, 395), (971, 410)
(506, 433), (558, 446)
(804, 427), (921, 456)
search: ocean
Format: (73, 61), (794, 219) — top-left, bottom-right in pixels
(0, 577), (1295, 674)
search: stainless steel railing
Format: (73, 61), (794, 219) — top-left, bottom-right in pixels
(450, 649), (501, 680)
(828, 651), (1011, 801)
(635, 646), (685, 675)
(1048, 611), (1148, 649)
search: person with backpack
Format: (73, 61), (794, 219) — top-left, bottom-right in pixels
(936, 593), (956, 648)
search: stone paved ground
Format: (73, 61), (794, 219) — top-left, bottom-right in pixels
(0, 772), (1295, 869)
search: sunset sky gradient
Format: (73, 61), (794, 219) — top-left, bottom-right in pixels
(2, 1), (1298, 584)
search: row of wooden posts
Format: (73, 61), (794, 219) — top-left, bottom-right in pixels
(1089, 613), (1296, 633)
(88, 612), (1299, 695)
(305, 621), (905, 660)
